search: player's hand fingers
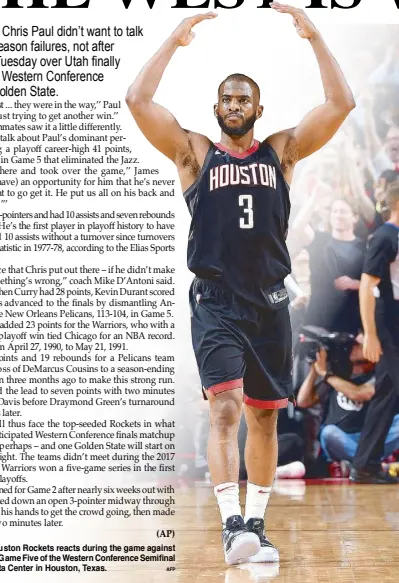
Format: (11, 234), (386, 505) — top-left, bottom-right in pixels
(190, 12), (218, 25)
(271, 2), (302, 15)
(293, 17), (303, 30)
(363, 345), (372, 362)
(365, 344), (381, 363)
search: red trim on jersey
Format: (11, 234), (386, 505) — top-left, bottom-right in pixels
(214, 140), (260, 159)
(243, 396), (288, 410)
(206, 378), (243, 395)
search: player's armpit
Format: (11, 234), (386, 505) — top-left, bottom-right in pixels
(293, 99), (354, 161)
(265, 130), (298, 185)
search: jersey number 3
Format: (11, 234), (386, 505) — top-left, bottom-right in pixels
(239, 194), (254, 229)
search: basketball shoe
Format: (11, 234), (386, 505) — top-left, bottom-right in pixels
(349, 467), (398, 484)
(222, 515), (260, 565)
(245, 518), (279, 563)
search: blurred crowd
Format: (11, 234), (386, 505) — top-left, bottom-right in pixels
(284, 25), (399, 478)
(180, 26), (399, 480)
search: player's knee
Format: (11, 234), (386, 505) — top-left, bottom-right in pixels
(249, 409), (278, 436)
(210, 396), (242, 430)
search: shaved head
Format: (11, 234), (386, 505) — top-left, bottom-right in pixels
(218, 73), (260, 104)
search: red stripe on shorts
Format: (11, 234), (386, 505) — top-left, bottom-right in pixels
(206, 378), (243, 395)
(244, 396), (288, 409)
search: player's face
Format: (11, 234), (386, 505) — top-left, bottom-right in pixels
(215, 81), (262, 137)
(330, 199), (357, 232)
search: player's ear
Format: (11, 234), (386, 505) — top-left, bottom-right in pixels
(257, 105), (264, 120)
(213, 104), (218, 117)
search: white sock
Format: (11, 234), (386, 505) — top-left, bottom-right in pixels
(244, 481), (271, 522)
(214, 482), (241, 525)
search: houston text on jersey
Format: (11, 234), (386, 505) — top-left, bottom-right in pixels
(209, 163), (277, 192)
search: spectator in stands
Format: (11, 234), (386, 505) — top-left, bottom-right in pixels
(290, 197), (366, 335)
(362, 89), (399, 178)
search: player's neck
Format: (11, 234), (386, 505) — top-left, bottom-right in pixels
(219, 131), (255, 153)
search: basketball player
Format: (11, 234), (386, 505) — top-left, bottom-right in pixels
(126, 2), (355, 565)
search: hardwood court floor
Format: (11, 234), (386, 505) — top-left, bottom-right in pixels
(174, 479), (399, 583)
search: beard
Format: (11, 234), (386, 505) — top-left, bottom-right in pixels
(217, 113), (257, 137)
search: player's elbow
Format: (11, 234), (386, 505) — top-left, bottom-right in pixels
(335, 94), (356, 116)
(125, 89), (141, 109)
(125, 86), (148, 113)
(344, 90), (356, 111)
(345, 97), (356, 113)
(327, 93), (355, 121)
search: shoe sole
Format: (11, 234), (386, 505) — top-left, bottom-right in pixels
(224, 533), (260, 566)
(247, 547), (280, 563)
(349, 476), (398, 485)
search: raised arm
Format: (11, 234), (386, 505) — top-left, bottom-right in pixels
(125, 13), (216, 162)
(268, 4), (355, 179)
